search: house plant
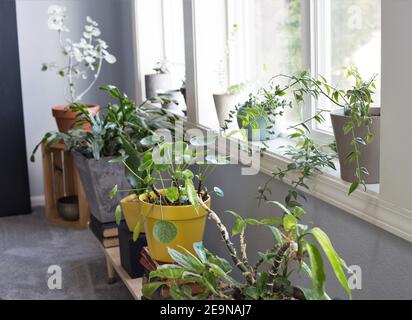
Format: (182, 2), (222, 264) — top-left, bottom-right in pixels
(32, 86), (177, 223)
(142, 195), (352, 300)
(273, 66), (379, 193)
(43, 5), (116, 132)
(230, 86), (292, 142)
(112, 134), (228, 263)
(145, 60), (175, 100)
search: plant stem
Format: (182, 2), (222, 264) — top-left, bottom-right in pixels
(77, 49), (103, 101)
(198, 196), (255, 285)
(267, 242), (291, 292)
(252, 244), (280, 276)
(239, 228), (251, 271)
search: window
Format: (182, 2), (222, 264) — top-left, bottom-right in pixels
(312, 0), (381, 133)
(135, 0), (381, 136)
(134, 0), (185, 100)
(188, 0), (304, 129)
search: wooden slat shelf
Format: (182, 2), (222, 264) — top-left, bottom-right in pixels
(41, 143), (89, 229)
(101, 244), (143, 300)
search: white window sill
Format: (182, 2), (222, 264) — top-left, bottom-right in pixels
(184, 120), (412, 244)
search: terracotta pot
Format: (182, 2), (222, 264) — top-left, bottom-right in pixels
(52, 104), (100, 133)
(330, 107), (380, 184)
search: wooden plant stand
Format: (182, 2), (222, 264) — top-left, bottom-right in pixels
(102, 245), (143, 300)
(41, 143), (89, 229)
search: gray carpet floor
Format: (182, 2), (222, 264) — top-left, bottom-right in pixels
(0, 208), (132, 300)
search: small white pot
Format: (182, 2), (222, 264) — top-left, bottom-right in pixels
(213, 93), (240, 128)
(145, 73), (175, 99)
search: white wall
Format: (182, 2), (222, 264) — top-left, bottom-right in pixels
(16, 0), (135, 205)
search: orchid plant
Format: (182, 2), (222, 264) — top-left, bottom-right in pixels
(42, 5), (117, 104)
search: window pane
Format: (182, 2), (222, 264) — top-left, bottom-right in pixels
(137, 0), (186, 114)
(315, 0), (381, 132)
(194, 0), (303, 129)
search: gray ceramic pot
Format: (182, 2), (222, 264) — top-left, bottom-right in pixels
(145, 73), (175, 100)
(330, 107), (380, 184)
(73, 152), (129, 223)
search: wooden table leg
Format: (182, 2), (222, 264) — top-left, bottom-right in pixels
(106, 255), (117, 284)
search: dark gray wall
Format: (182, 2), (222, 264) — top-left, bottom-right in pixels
(0, 0), (31, 216)
(204, 165), (412, 300)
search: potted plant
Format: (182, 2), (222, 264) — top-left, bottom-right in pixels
(145, 60), (175, 100)
(43, 5), (116, 132)
(32, 86), (176, 223)
(143, 195), (352, 300)
(231, 86), (292, 142)
(277, 66), (379, 194)
(113, 134), (228, 263)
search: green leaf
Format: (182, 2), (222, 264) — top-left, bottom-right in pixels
(232, 218), (246, 237)
(153, 220), (177, 244)
(268, 226), (283, 244)
(133, 221), (143, 242)
(292, 206), (305, 218)
(170, 285), (193, 300)
(305, 243), (327, 300)
(165, 186), (179, 203)
(186, 179), (199, 209)
(193, 242), (207, 263)
(149, 264), (185, 280)
(109, 185), (118, 200)
(245, 286), (259, 300)
(267, 201), (291, 215)
(167, 247), (204, 273)
(213, 186), (224, 197)
(348, 181), (359, 195)
(343, 121), (354, 135)
(190, 135), (216, 146)
(260, 217), (283, 225)
(140, 134), (163, 147)
(306, 228), (352, 299)
(205, 155), (230, 165)
(142, 281), (165, 299)
(115, 205), (122, 225)
(182, 169), (194, 180)
(283, 214), (297, 232)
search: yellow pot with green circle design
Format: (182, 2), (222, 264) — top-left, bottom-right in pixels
(139, 190), (210, 263)
(120, 194), (144, 232)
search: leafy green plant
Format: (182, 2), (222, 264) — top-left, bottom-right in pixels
(31, 85), (177, 161)
(272, 66), (378, 194)
(143, 198), (352, 300)
(258, 113), (337, 208)
(110, 134), (229, 241)
(224, 86), (292, 137)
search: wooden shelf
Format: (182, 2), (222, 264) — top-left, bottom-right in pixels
(41, 143), (89, 229)
(102, 245), (143, 300)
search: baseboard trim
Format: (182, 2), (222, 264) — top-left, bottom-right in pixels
(31, 195), (45, 207)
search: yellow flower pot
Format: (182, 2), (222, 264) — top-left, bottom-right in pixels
(139, 191), (210, 263)
(120, 194), (144, 232)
